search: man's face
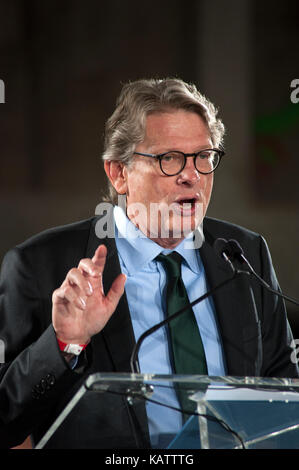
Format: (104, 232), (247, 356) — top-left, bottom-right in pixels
(110, 110), (214, 248)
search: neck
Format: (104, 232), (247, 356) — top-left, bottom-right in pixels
(124, 206), (194, 249)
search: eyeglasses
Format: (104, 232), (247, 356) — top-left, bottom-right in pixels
(133, 148), (225, 176)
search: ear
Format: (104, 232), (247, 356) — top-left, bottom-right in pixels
(104, 160), (128, 195)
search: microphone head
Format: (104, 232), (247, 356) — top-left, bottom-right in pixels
(227, 239), (244, 257)
(213, 238), (234, 260)
(213, 238), (236, 273)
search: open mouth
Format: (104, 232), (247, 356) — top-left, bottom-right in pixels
(177, 198), (197, 206)
(172, 196), (199, 215)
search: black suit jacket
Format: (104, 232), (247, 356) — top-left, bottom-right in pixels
(0, 212), (297, 448)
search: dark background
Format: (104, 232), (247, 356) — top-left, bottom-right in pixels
(0, 1), (298, 333)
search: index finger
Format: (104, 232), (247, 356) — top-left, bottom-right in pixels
(92, 244), (107, 270)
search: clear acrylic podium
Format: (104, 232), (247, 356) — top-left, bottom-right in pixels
(35, 373), (299, 449)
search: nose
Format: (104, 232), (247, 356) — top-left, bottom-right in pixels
(177, 157), (200, 185)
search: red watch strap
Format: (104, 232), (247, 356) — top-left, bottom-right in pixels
(57, 338), (88, 354)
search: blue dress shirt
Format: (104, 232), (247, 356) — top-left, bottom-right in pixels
(113, 206), (225, 447)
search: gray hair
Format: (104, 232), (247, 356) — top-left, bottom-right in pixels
(102, 78), (225, 204)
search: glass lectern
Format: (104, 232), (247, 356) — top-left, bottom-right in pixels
(35, 373), (299, 449)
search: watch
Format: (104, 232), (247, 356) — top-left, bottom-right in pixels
(57, 338), (88, 356)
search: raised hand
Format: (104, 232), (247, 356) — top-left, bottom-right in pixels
(52, 245), (126, 345)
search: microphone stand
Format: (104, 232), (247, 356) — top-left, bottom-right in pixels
(239, 256), (299, 307)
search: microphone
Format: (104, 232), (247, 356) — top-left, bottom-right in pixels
(213, 238), (240, 274)
(130, 239), (242, 373)
(225, 239), (299, 307)
(214, 238), (261, 327)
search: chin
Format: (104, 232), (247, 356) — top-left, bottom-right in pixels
(160, 217), (199, 240)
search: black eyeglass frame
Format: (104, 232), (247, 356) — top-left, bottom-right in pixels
(133, 148), (225, 176)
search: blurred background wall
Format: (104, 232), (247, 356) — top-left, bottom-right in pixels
(0, 0), (298, 336)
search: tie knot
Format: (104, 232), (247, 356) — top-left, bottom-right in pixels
(156, 252), (183, 279)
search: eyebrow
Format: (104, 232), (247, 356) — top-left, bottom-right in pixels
(148, 145), (214, 154)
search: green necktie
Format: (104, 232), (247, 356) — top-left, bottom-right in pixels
(156, 252), (208, 418)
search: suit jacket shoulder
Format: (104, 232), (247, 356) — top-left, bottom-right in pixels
(204, 216), (261, 244)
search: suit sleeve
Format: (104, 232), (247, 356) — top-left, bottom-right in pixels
(258, 236), (299, 378)
(0, 247), (85, 448)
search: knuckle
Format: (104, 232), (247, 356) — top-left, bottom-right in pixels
(62, 284), (72, 297)
(79, 258), (90, 267)
(53, 286), (63, 298)
(52, 289), (58, 301)
(69, 267), (78, 276)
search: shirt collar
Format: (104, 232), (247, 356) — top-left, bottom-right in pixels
(113, 205), (202, 275)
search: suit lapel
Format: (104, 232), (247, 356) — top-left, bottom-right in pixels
(200, 221), (258, 376)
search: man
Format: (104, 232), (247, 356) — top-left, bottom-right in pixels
(0, 78), (297, 449)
